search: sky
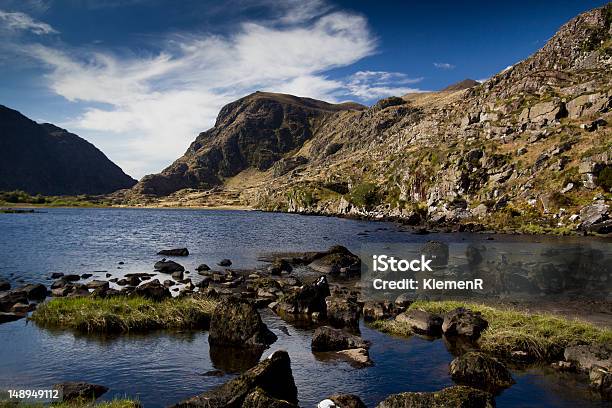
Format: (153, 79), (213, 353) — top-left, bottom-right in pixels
(0, 0), (608, 179)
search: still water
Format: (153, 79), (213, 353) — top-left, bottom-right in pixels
(0, 208), (608, 407)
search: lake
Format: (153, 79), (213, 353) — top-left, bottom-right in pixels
(0, 208), (609, 407)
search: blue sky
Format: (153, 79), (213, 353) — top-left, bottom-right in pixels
(0, 0), (608, 179)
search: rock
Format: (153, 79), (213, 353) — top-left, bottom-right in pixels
(395, 309), (443, 336)
(269, 258), (293, 275)
(157, 248), (189, 256)
(50, 272), (64, 279)
(363, 300), (396, 321)
(325, 297), (361, 329)
(336, 348), (373, 368)
(11, 303), (30, 314)
(81, 273), (93, 279)
(218, 259), (232, 267)
(420, 241), (449, 267)
(564, 343), (611, 371)
(449, 352), (515, 391)
(133, 280), (171, 301)
(325, 394), (367, 408)
(16, 283), (47, 301)
(208, 297), (277, 349)
(275, 276), (330, 316)
(154, 259), (185, 274)
(579, 201), (609, 231)
(171, 270), (184, 280)
(0, 312), (26, 324)
(0, 291), (28, 312)
(442, 308), (489, 340)
(307, 246), (361, 277)
(376, 386), (495, 408)
(63, 274), (81, 282)
(566, 92), (609, 119)
(53, 382), (108, 402)
(196, 264), (211, 272)
(589, 365), (611, 399)
(0, 280), (10, 291)
(395, 293), (414, 308)
(311, 326), (370, 352)
(51, 287), (72, 297)
(163, 280), (175, 287)
(171, 350), (298, 408)
(85, 280), (109, 291)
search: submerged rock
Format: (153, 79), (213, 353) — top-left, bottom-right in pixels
(154, 259), (185, 274)
(171, 350), (298, 408)
(311, 326), (370, 352)
(449, 352), (515, 391)
(395, 309), (443, 336)
(376, 385), (495, 408)
(442, 308), (489, 340)
(157, 248), (189, 256)
(53, 382), (108, 402)
(208, 297), (277, 349)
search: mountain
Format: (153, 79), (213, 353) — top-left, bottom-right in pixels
(441, 79), (480, 92)
(128, 4), (611, 233)
(0, 105), (136, 195)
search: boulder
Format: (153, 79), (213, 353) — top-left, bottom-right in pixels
(157, 248), (189, 256)
(325, 297), (361, 329)
(564, 343), (611, 371)
(449, 352), (515, 391)
(171, 350), (298, 408)
(307, 246), (361, 277)
(336, 348), (373, 368)
(154, 259), (185, 273)
(0, 312), (26, 324)
(579, 201), (610, 231)
(85, 280), (109, 291)
(589, 365), (611, 399)
(363, 300), (397, 321)
(394, 293), (414, 308)
(323, 394), (367, 408)
(63, 274), (81, 282)
(16, 283), (47, 301)
(242, 388), (298, 408)
(376, 386), (495, 408)
(50, 272), (64, 279)
(196, 264), (211, 272)
(0, 280), (10, 291)
(311, 326), (370, 352)
(53, 382), (108, 402)
(395, 309), (443, 336)
(0, 291), (28, 312)
(442, 308), (489, 340)
(81, 273), (93, 279)
(171, 270), (184, 280)
(275, 276), (330, 316)
(269, 258), (293, 275)
(133, 280), (171, 301)
(208, 297), (277, 349)
(218, 259), (232, 267)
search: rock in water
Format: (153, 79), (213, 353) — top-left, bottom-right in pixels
(307, 246), (361, 276)
(157, 248), (189, 256)
(325, 297), (361, 329)
(153, 259), (185, 273)
(442, 308), (489, 340)
(16, 283), (47, 301)
(171, 350), (298, 408)
(53, 382), (108, 402)
(395, 309), (443, 336)
(376, 386), (495, 408)
(311, 326), (370, 352)
(325, 394), (367, 408)
(0, 280), (10, 291)
(275, 276), (330, 317)
(196, 264), (211, 272)
(218, 259), (232, 267)
(133, 280), (171, 301)
(449, 352), (515, 391)
(564, 343), (611, 371)
(208, 297), (277, 349)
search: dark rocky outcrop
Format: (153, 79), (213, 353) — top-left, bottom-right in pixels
(311, 326), (370, 352)
(275, 276), (330, 317)
(157, 248), (189, 256)
(154, 259), (185, 274)
(442, 308), (489, 340)
(449, 352), (515, 392)
(171, 350), (298, 408)
(376, 386), (495, 408)
(15, 283), (47, 301)
(53, 382), (109, 402)
(208, 297), (277, 349)
(0, 105), (136, 195)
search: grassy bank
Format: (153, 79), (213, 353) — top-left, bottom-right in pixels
(0, 190), (111, 208)
(371, 301), (612, 362)
(0, 399), (139, 408)
(31, 296), (216, 333)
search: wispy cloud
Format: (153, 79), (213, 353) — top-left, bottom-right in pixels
(12, 2), (424, 178)
(433, 62), (455, 70)
(0, 10), (57, 34)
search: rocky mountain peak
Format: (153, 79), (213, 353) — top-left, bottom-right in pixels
(441, 79), (480, 92)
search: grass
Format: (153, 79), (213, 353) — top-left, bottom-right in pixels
(0, 190), (111, 208)
(30, 296), (217, 333)
(371, 301), (612, 363)
(0, 398), (139, 408)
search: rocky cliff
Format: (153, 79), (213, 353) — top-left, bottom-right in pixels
(128, 4), (612, 234)
(0, 105), (136, 195)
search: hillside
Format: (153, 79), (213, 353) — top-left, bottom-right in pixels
(124, 4), (612, 234)
(0, 105), (136, 195)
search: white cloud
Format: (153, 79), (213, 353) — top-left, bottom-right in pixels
(0, 10), (57, 34)
(17, 2), (424, 178)
(433, 62), (455, 70)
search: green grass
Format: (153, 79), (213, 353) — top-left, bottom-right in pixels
(0, 190), (111, 208)
(30, 296), (217, 333)
(371, 301), (612, 363)
(0, 398), (139, 408)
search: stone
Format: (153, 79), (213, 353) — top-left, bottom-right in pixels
(171, 350), (298, 408)
(449, 352), (515, 391)
(376, 386), (495, 408)
(442, 308), (489, 340)
(564, 343), (611, 371)
(171, 270), (184, 280)
(242, 388), (298, 408)
(327, 394), (367, 408)
(154, 259), (185, 273)
(133, 280), (171, 301)
(218, 259), (232, 267)
(50, 272), (64, 279)
(307, 246), (361, 277)
(311, 326), (370, 352)
(85, 280), (109, 291)
(0, 280), (10, 291)
(420, 241), (449, 267)
(579, 201), (609, 230)
(53, 382), (108, 402)
(81, 273), (92, 279)
(566, 92), (609, 119)
(16, 283), (47, 301)
(208, 297), (277, 349)
(269, 258), (293, 275)
(395, 309), (443, 336)
(325, 297), (361, 329)
(275, 276), (330, 316)
(589, 365), (611, 399)
(363, 301), (396, 321)
(196, 264), (211, 272)
(0, 291), (28, 312)
(157, 248), (189, 256)
(0, 312), (26, 324)
(336, 348), (373, 368)
(394, 293), (414, 308)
